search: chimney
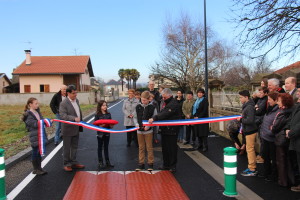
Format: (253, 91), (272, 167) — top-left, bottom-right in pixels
(24, 50), (31, 65)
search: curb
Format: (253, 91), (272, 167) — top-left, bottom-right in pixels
(4, 99), (121, 169)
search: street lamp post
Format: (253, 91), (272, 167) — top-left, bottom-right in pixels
(204, 0), (209, 93)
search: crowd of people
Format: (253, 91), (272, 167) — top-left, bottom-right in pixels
(122, 81), (210, 172)
(21, 77), (300, 193)
(228, 77), (300, 192)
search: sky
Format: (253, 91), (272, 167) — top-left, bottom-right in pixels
(0, 0), (297, 84)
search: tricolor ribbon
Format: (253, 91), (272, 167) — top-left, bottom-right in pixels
(37, 115), (240, 155)
(38, 119), (52, 156)
(142, 115), (241, 126)
(52, 119), (139, 133)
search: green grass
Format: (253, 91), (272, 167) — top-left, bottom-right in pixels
(0, 104), (96, 158)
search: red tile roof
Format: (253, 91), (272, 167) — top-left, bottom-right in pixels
(274, 61), (300, 74)
(12, 56), (92, 75)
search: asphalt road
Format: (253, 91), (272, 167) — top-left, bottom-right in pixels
(5, 99), (300, 200)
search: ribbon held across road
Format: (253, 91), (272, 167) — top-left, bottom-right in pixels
(143, 115), (241, 126)
(37, 115), (240, 156)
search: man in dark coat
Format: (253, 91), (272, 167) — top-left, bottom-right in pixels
(50, 85), (67, 145)
(286, 102), (300, 192)
(59, 85), (84, 172)
(148, 88), (180, 172)
(148, 81), (161, 109)
(285, 77), (298, 103)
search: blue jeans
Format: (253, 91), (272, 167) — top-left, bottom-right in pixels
(31, 146), (41, 160)
(54, 113), (61, 143)
(177, 126), (184, 140)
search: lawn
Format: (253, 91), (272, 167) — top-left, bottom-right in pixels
(0, 104), (96, 159)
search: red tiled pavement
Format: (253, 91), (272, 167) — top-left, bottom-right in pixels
(63, 171), (189, 200)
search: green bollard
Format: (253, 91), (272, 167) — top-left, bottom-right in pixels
(223, 147), (238, 197)
(0, 149), (6, 200)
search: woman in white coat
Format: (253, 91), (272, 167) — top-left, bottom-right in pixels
(123, 89), (140, 147)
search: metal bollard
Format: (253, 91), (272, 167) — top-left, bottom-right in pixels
(223, 147), (238, 197)
(0, 149), (6, 200)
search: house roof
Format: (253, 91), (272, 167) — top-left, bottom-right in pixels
(274, 61), (300, 74)
(106, 79), (125, 85)
(0, 73), (12, 85)
(12, 56), (94, 76)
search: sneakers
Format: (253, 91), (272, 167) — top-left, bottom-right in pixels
(135, 164), (145, 171)
(256, 155), (264, 163)
(241, 168), (257, 176)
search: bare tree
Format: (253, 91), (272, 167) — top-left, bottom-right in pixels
(151, 13), (231, 93)
(223, 61), (252, 88)
(253, 56), (273, 74)
(231, 0), (300, 60)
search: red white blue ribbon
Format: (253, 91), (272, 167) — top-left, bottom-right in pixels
(52, 119), (139, 133)
(52, 115), (240, 133)
(142, 115), (241, 126)
(38, 119), (52, 156)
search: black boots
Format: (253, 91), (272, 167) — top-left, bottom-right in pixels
(32, 157), (47, 175)
(99, 159), (105, 169)
(99, 159), (114, 169)
(106, 160), (114, 168)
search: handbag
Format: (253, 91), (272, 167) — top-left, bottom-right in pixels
(274, 130), (288, 146)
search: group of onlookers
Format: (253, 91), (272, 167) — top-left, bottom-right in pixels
(228, 77), (300, 192)
(122, 81), (210, 172)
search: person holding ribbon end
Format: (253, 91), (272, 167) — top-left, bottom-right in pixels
(22, 97), (50, 175)
(148, 88), (180, 172)
(59, 85), (85, 172)
(94, 100), (114, 169)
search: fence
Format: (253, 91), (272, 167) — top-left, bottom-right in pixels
(211, 91), (242, 112)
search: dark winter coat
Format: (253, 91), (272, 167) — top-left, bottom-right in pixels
(191, 97), (209, 137)
(153, 96), (180, 135)
(23, 110), (47, 147)
(136, 103), (156, 131)
(94, 112), (112, 136)
(271, 107), (292, 146)
(175, 96), (185, 119)
(50, 91), (65, 114)
(287, 103), (300, 152)
(240, 99), (258, 135)
(150, 89), (161, 107)
(260, 105), (279, 142)
(255, 96), (268, 126)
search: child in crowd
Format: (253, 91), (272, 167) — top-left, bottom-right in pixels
(22, 97), (48, 175)
(226, 119), (246, 155)
(238, 90), (258, 176)
(135, 91), (157, 171)
(94, 100), (114, 169)
(135, 91), (141, 102)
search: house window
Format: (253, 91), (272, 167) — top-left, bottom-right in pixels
(24, 85), (31, 93)
(40, 84), (50, 92)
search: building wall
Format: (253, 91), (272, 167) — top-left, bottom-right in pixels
(19, 75), (63, 93)
(0, 77), (11, 93)
(80, 68), (91, 91)
(0, 91), (97, 105)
